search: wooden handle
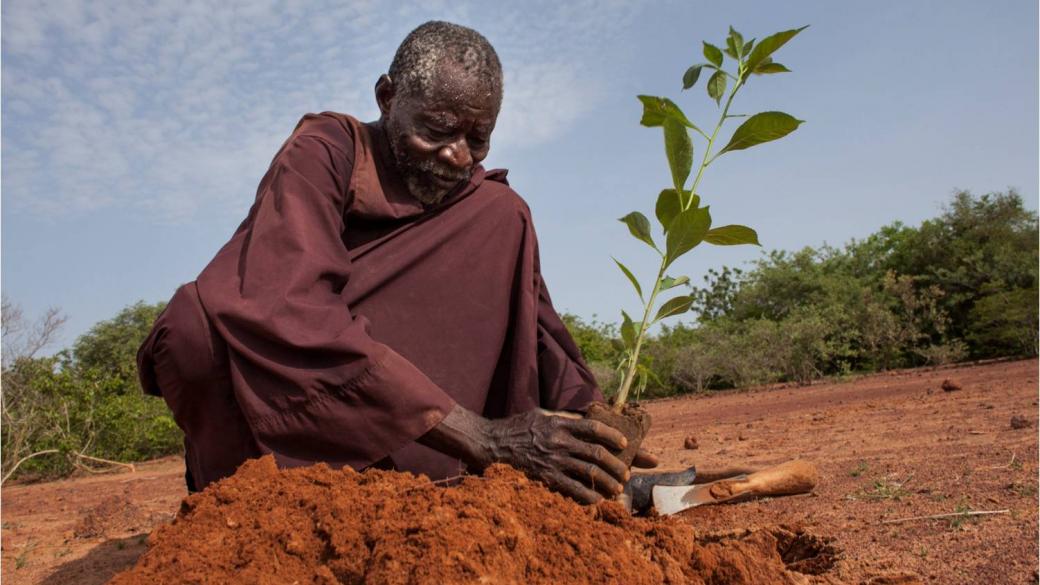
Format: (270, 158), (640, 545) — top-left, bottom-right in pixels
(707, 460), (818, 500)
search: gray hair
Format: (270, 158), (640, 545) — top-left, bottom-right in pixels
(388, 21), (503, 107)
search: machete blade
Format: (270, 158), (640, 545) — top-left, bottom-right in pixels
(652, 474), (748, 516)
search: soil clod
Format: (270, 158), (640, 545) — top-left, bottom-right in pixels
(1010, 414), (1032, 429)
(940, 379), (961, 392)
(683, 435), (699, 450)
(586, 401), (652, 467)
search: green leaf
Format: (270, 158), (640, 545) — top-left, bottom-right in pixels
(663, 118), (693, 192)
(620, 311), (636, 349)
(665, 206), (712, 268)
(742, 39), (754, 56)
(637, 96), (697, 129)
(654, 295), (694, 322)
(655, 189), (701, 233)
(728, 27), (745, 57)
(682, 65), (703, 90)
(610, 338), (625, 352)
(660, 275), (690, 290)
(656, 188), (700, 231)
(704, 224), (761, 246)
(613, 257), (643, 301)
(644, 364), (663, 386)
(716, 111), (803, 156)
(636, 366), (648, 397)
(702, 42), (723, 67)
(655, 189), (683, 232)
(619, 211), (656, 249)
(745, 26), (808, 74)
(754, 62), (791, 75)
(707, 70), (727, 105)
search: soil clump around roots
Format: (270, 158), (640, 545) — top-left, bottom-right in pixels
(110, 455), (840, 584)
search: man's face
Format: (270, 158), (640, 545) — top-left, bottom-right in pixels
(380, 62), (499, 205)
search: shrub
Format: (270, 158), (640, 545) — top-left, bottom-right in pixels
(967, 288), (1039, 358)
(1, 301), (181, 483)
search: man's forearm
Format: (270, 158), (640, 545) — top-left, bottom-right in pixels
(417, 403), (496, 470)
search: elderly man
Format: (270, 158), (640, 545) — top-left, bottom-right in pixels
(138, 21), (657, 505)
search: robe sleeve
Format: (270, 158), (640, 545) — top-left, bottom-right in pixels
(532, 252), (606, 412)
(195, 120), (456, 469)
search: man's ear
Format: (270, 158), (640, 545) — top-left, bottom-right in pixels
(375, 74), (394, 117)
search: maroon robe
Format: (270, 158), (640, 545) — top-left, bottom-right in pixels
(138, 112), (604, 489)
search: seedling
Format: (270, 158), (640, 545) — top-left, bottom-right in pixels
(610, 25), (807, 410)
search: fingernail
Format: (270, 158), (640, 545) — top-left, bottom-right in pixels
(620, 438), (628, 448)
(624, 470), (631, 481)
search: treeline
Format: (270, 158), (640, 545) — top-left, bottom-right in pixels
(566, 190), (1038, 399)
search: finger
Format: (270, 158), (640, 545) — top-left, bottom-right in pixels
(565, 419), (627, 452)
(632, 449), (659, 469)
(559, 456), (624, 497)
(544, 471), (603, 505)
(541, 409), (582, 420)
(569, 440), (629, 484)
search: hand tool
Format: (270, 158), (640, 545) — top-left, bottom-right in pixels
(652, 459), (818, 516)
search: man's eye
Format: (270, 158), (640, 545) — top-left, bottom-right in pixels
(425, 126), (453, 139)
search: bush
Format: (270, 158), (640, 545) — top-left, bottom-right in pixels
(967, 288), (1039, 358)
(561, 313), (619, 364)
(1, 301), (181, 483)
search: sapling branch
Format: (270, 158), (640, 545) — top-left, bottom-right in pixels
(611, 25), (806, 414)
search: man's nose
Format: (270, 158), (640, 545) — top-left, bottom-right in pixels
(438, 138), (472, 170)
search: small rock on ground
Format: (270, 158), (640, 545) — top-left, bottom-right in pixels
(1010, 414), (1032, 429)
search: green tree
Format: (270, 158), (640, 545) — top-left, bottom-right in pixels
(72, 301), (167, 393)
(879, 191), (1038, 350)
(967, 287), (1039, 358)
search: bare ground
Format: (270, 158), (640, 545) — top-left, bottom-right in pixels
(2, 359), (1037, 584)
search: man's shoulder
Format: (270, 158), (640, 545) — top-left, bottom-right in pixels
(474, 170), (534, 221)
(289, 112), (359, 151)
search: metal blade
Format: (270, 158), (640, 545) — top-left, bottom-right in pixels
(652, 474), (749, 516)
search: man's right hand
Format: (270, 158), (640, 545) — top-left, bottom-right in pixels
(418, 404), (630, 504)
(482, 409), (630, 504)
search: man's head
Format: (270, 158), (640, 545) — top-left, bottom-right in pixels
(376, 21), (503, 205)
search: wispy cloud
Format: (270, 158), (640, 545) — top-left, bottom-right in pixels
(2, 0), (644, 221)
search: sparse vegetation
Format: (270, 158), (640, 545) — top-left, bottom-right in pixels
(850, 476), (912, 502)
(849, 461), (869, 478)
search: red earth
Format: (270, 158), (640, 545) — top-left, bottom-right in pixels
(2, 359), (1037, 584)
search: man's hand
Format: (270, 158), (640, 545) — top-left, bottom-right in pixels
(632, 449), (659, 469)
(419, 404), (632, 504)
(483, 409), (630, 504)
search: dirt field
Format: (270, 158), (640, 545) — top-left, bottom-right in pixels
(2, 359), (1037, 584)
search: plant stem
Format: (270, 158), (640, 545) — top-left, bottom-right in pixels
(612, 259), (667, 412)
(688, 77), (744, 208)
(612, 64), (748, 412)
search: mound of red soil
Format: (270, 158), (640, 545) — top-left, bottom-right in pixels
(110, 456), (839, 584)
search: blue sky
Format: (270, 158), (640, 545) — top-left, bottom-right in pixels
(2, 0), (1037, 350)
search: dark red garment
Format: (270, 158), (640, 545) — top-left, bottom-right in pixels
(138, 112), (604, 488)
